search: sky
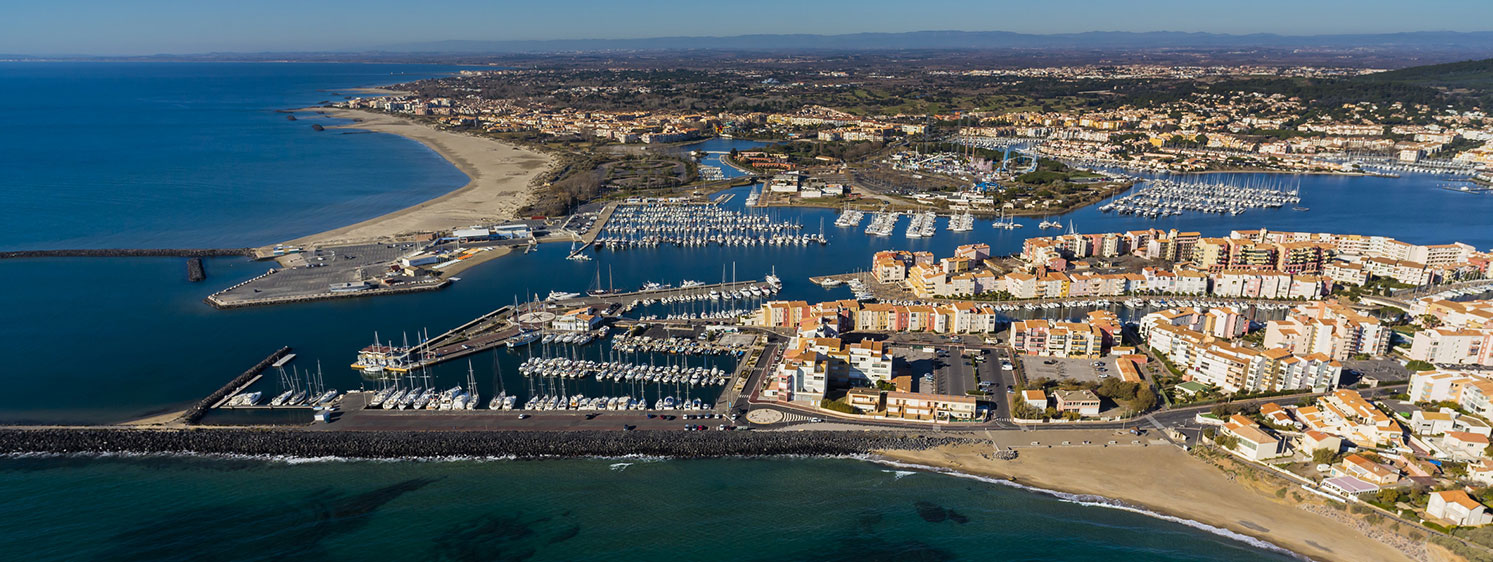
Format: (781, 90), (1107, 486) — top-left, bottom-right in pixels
(2, 0), (1491, 55)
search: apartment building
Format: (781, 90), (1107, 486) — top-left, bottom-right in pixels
(1009, 319), (1105, 358)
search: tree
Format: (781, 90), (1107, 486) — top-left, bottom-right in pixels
(1214, 433), (1240, 450)
(1375, 488), (1403, 505)
(1312, 448), (1339, 465)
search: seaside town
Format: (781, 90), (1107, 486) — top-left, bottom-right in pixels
(11, 25), (1493, 562)
(337, 62), (1493, 182)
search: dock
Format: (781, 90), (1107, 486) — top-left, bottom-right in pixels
(557, 279), (765, 307)
(569, 202), (618, 258)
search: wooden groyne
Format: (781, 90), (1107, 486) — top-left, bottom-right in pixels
(181, 347), (292, 425)
(0, 248), (254, 259)
(0, 428), (970, 459)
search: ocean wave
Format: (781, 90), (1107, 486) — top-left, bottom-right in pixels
(880, 468), (917, 480)
(867, 458), (1307, 560)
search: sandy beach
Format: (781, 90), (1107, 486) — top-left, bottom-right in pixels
(278, 108), (553, 249)
(879, 440), (1421, 562)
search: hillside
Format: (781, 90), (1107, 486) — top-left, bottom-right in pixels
(1357, 57), (1493, 90)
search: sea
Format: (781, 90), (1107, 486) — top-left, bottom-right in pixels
(1, 62), (1487, 559)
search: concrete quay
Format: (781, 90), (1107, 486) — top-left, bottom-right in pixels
(558, 280), (766, 308)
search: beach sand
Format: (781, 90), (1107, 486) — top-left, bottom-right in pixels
(879, 442), (1419, 562)
(279, 108), (553, 249)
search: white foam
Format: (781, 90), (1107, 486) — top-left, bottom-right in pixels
(881, 469), (917, 480)
(609, 462), (633, 471)
(869, 458), (1306, 560)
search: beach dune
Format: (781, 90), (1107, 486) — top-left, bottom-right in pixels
(280, 108), (553, 249)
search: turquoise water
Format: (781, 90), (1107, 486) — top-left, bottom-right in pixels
(0, 454), (1295, 561)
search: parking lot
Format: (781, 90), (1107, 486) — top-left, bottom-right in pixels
(1342, 359), (1410, 386)
(212, 242), (422, 304)
(896, 345), (973, 395)
(1018, 356), (1120, 385)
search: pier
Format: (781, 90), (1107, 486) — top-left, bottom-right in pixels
(557, 279), (765, 307)
(186, 346), (292, 424)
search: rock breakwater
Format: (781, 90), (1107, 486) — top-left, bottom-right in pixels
(0, 428), (967, 460)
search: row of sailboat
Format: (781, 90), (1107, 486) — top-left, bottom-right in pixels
(904, 210), (938, 238)
(593, 202), (824, 249)
(1099, 177), (1302, 217)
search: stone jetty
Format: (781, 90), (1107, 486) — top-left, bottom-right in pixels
(0, 248), (254, 259)
(0, 428), (967, 460)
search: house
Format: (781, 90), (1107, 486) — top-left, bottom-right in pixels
(1427, 490), (1493, 527)
(846, 387), (884, 412)
(1322, 476), (1379, 497)
(882, 391), (980, 422)
(1334, 453), (1400, 486)
(1469, 460), (1493, 486)
(1444, 431), (1490, 460)
(1222, 414), (1287, 461)
(1174, 381), (1208, 397)
(1301, 430), (1342, 455)
(1054, 389), (1101, 416)
(1412, 410), (1457, 436)
(1021, 389), (1047, 410)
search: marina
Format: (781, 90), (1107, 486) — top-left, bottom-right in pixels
(834, 208), (865, 228)
(1099, 177), (1302, 217)
(864, 210), (900, 236)
(592, 201), (824, 250)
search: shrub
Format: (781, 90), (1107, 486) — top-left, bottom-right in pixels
(819, 399), (858, 415)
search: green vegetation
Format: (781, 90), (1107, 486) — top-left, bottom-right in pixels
(1406, 360), (1436, 372)
(819, 398), (860, 415)
(1357, 57), (1493, 91)
(761, 140), (887, 166)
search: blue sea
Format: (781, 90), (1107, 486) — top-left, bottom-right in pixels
(0, 62), (1484, 559)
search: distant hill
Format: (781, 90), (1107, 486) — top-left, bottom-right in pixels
(1356, 57), (1493, 89)
(378, 30), (1493, 56)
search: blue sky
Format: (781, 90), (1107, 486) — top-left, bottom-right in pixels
(2, 0), (1490, 55)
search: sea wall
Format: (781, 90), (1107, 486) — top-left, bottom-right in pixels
(0, 428), (968, 459)
(0, 249), (253, 259)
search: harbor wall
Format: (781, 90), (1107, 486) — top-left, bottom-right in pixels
(0, 428), (968, 459)
(0, 248), (253, 259)
(204, 281), (449, 310)
(182, 347), (292, 424)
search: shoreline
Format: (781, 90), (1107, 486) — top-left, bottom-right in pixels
(876, 443), (1422, 562)
(278, 108), (554, 249)
(0, 427), (1418, 561)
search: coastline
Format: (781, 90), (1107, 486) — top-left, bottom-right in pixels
(0, 425), (1429, 561)
(279, 108), (554, 249)
(876, 442), (1422, 562)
